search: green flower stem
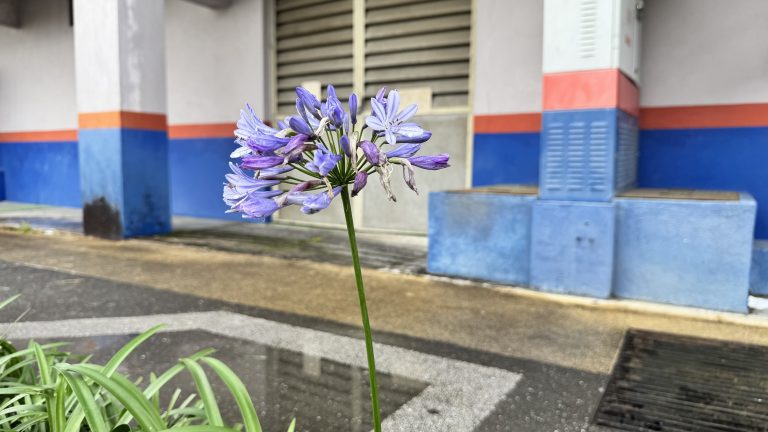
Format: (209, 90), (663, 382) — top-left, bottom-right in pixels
(340, 186), (382, 432)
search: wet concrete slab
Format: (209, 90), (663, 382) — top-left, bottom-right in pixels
(18, 330), (425, 432)
(0, 201), (427, 274)
(0, 259), (604, 431)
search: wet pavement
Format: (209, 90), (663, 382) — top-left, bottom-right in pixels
(3, 209), (768, 430)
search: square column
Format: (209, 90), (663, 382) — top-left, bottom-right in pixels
(73, 0), (170, 238)
(531, 0), (642, 297)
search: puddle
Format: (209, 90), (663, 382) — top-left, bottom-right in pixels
(20, 329), (427, 432)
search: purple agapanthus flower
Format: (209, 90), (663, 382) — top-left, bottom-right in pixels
(223, 84), (450, 218)
(365, 90), (424, 145)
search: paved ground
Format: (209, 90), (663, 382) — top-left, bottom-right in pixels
(3, 205), (768, 430)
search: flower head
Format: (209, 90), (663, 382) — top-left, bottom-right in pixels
(223, 85), (450, 219)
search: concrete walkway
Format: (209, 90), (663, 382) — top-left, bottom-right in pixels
(3, 205), (768, 430)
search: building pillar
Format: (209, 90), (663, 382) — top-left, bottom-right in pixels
(73, 0), (170, 239)
(530, 0), (642, 297)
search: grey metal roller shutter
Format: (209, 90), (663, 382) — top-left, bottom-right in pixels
(275, 0), (354, 114)
(365, 0), (471, 109)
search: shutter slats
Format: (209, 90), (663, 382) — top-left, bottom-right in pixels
(364, 77), (468, 97)
(276, 0), (470, 114)
(366, 0), (470, 25)
(277, 0), (329, 12)
(279, 57), (354, 77)
(366, 46), (469, 68)
(277, 12), (353, 38)
(278, 71), (354, 91)
(277, 0), (352, 25)
(276, 1), (354, 114)
(278, 27), (353, 51)
(366, 29), (470, 54)
(277, 43), (353, 65)
(366, 62), (468, 83)
(366, 14), (469, 40)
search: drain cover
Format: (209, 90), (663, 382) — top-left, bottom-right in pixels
(594, 330), (768, 431)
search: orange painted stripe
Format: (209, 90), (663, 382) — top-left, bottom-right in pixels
(0, 129), (77, 143)
(168, 123), (235, 139)
(543, 69), (639, 116)
(78, 111), (167, 131)
(640, 104), (768, 129)
(474, 113), (542, 134)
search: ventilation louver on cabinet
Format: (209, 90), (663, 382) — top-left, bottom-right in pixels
(364, 0), (471, 109)
(275, 0), (354, 114)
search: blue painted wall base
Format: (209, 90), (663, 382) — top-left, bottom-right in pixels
(0, 142), (80, 206)
(530, 201), (615, 298)
(750, 241), (768, 295)
(428, 191), (534, 285)
(614, 194), (756, 312)
(79, 129), (171, 239)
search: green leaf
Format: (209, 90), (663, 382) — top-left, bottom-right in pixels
(58, 364), (166, 432)
(286, 418), (296, 432)
(0, 294), (21, 311)
(157, 427), (236, 432)
(59, 371), (108, 432)
(103, 325), (164, 377)
(180, 359), (224, 427)
(201, 357), (263, 432)
(116, 348), (214, 426)
(54, 378), (67, 432)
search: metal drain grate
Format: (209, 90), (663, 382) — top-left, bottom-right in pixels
(594, 330), (768, 432)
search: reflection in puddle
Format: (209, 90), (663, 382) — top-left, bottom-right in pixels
(21, 330), (427, 431)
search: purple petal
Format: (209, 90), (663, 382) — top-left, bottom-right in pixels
(375, 86), (388, 104)
(386, 143), (421, 158)
(396, 103), (418, 123)
(365, 115), (385, 131)
(395, 130), (432, 144)
(240, 196), (280, 218)
(349, 93), (358, 124)
(371, 98), (387, 122)
(385, 129), (397, 145)
(245, 134), (290, 152)
(408, 154), (450, 170)
(301, 187), (341, 214)
(225, 162), (280, 192)
(340, 135), (352, 157)
(240, 155), (285, 170)
(385, 90), (400, 121)
(352, 171), (368, 197)
(289, 117), (313, 136)
(257, 166), (293, 179)
(359, 140), (383, 166)
(306, 148), (342, 177)
(392, 123), (424, 137)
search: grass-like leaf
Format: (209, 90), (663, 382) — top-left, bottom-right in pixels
(59, 371), (108, 432)
(57, 364), (166, 432)
(180, 359), (223, 427)
(201, 358), (262, 432)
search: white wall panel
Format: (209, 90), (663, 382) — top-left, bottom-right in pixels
(473, 0), (542, 115)
(0, 0), (77, 132)
(165, 0), (266, 124)
(640, 0), (768, 107)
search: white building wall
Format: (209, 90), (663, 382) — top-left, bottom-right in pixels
(165, 0), (267, 124)
(640, 0), (768, 107)
(0, 0), (77, 132)
(473, 0), (542, 115)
